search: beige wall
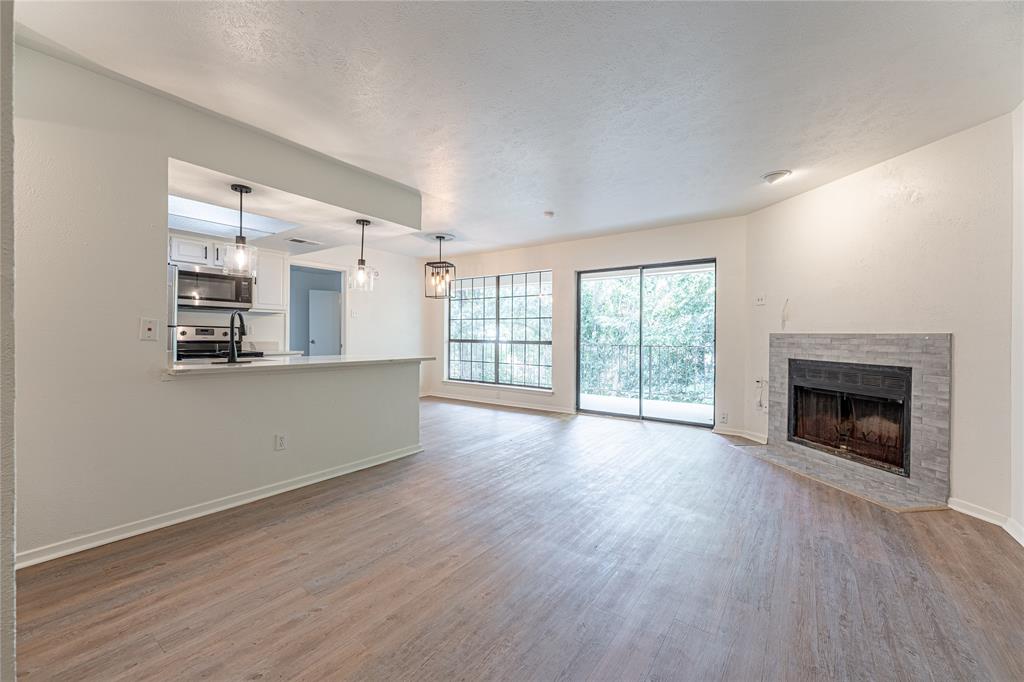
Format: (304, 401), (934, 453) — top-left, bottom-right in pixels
(421, 217), (749, 428)
(13, 46), (426, 563)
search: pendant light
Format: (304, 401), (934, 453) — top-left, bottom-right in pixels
(350, 219), (375, 292)
(424, 234), (456, 299)
(224, 183), (257, 277)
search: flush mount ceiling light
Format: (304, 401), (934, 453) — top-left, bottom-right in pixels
(425, 234), (456, 299)
(761, 170), (792, 185)
(350, 219), (376, 293)
(224, 183), (258, 277)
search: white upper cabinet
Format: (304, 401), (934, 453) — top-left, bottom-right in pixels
(169, 235), (255, 271)
(253, 250), (287, 311)
(168, 235), (211, 265)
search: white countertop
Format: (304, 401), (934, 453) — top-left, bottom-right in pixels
(166, 354), (434, 377)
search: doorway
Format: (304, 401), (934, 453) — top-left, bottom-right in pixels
(576, 259), (715, 426)
(289, 265), (344, 355)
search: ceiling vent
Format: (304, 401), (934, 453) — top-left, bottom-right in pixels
(287, 237), (323, 246)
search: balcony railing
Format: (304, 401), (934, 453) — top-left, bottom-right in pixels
(579, 343), (714, 404)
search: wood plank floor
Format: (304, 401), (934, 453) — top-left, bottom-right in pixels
(17, 398), (1024, 680)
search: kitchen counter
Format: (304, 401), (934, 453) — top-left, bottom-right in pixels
(167, 354), (434, 377)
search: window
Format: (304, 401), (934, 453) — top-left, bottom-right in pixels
(447, 270), (553, 389)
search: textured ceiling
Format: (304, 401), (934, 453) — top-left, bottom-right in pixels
(15, 1), (1024, 256)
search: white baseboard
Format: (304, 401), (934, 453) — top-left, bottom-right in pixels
(948, 497), (1008, 526)
(948, 497), (1024, 548)
(16, 443), (423, 569)
(1005, 517), (1024, 547)
(425, 392), (577, 415)
(713, 426), (768, 444)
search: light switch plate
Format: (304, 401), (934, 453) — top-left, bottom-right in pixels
(139, 317), (160, 341)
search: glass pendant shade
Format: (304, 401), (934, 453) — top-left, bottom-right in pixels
(223, 237), (257, 277)
(425, 235), (456, 299)
(349, 219), (375, 292)
(350, 258), (374, 292)
(224, 183), (257, 277)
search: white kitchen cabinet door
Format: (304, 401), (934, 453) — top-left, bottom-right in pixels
(253, 250), (287, 311)
(211, 242), (226, 267)
(169, 235), (211, 265)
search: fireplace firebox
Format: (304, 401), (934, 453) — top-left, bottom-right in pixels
(787, 359), (911, 477)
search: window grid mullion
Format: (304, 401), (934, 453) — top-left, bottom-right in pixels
(447, 269), (552, 389)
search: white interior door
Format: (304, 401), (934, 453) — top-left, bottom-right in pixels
(308, 289), (342, 356)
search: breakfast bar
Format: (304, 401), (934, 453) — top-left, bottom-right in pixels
(166, 354), (435, 377)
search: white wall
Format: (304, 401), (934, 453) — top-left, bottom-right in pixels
(1010, 101), (1024, 542)
(745, 115), (1014, 517)
(297, 245), (425, 357)
(13, 46), (426, 562)
(0, 2), (14, 676)
(421, 217), (749, 428)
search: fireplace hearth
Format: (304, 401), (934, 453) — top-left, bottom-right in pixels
(788, 359), (911, 476)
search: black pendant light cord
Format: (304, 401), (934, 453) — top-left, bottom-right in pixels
(230, 183), (252, 244)
(356, 219), (371, 263)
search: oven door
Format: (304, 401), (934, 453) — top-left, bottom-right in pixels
(177, 266), (253, 310)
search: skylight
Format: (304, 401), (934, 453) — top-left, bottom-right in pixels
(167, 195), (298, 240)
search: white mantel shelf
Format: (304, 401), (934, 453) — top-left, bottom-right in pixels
(166, 355), (435, 378)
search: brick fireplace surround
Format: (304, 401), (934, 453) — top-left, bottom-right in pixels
(751, 333), (952, 511)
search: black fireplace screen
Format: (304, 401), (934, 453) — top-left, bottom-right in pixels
(788, 359), (911, 477)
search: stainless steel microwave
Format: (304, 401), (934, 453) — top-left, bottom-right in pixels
(173, 264), (253, 310)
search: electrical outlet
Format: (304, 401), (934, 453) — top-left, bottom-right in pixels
(719, 412), (729, 424)
(139, 317), (160, 341)
(754, 293), (767, 307)
(274, 433), (288, 451)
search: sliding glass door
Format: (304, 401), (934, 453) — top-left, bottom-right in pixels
(639, 262), (715, 424)
(576, 260), (715, 426)
(578, 268), (642, 416)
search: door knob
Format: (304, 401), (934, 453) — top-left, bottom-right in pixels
(310, 339), (316, 344)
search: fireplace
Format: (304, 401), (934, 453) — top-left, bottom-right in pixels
(787, 359), (911, 477)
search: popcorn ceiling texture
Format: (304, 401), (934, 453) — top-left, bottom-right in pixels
(13, 1), (1023, 256)
(753, 333), (951, 512)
